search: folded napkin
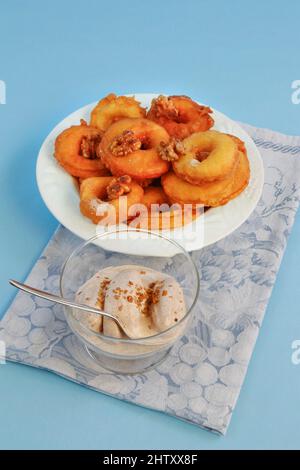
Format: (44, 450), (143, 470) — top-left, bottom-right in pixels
(1, 123), (300, 434)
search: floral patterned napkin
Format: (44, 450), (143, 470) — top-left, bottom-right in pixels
(1, 123), (300, 434)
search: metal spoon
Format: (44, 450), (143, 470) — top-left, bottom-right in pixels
(9, 279), (130, 338)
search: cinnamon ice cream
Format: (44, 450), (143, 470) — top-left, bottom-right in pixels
(75, 265), (186, 339)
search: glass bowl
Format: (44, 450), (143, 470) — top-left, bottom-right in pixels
(60, 228), (199, 374)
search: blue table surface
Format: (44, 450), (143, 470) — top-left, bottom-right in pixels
(1, 0), (300, 450)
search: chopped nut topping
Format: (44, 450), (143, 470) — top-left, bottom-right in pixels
(151, 286), (161, 305)
(158, 138), (185, 162)
(80, 134), (102, 160)
(106, 175), (132, 200)
(109, 130), (142, 156)
(107, 279), (168, 317)
(151, 95), (179, 120)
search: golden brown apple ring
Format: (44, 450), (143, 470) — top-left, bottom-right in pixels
(54, 121), (109, 179)
(99, 118), (170, 181)
(141, 186), (169, 210)
(147, 95), (214, 139)
(228, 134), (247, 154)
(162, 150), (250, 207)
(129, 204), (201, 230)
(173, 130), (239, 184)
(80, 176), (144, 225)
(90, 93), (146, 132)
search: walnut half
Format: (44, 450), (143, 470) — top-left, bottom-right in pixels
(80, 134), (102, 160)
(106, 175), (132, 200)
(109, 130), (142, 156)
(158, 138), (185, 162)
(150, 95), (179, 120)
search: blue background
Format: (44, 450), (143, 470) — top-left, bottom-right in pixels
(0, 0), (300, 450)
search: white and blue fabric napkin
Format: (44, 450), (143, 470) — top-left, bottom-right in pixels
(1, 123), (300, 434)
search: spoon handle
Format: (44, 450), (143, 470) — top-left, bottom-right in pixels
(9, 279), (116, 321)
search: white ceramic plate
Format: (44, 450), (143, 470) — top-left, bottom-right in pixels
(36, 93), (264, 255)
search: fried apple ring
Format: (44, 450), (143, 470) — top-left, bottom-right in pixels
(99, 118), (170, 181)
(173, 130), (239, 184)
(141, 186), (169, 209)
(228, 134), (247, 154)
(147, 95), (214, 139)
(129, 204), (201, 230)
(162, 150), (250, 207)
(129, 188), (199, 230)
(90, 93), (146, 132)
(54, 121), (109, 179)
(80, 175), (144, 224)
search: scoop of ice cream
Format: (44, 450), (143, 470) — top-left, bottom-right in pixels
(75, 265), (186, 339)
(150, 275), (185, 332)
(75, 271), (106, 332)
(104, 269), (153, 338)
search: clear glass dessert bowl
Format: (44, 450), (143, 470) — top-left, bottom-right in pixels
(60, 228), (199, 374)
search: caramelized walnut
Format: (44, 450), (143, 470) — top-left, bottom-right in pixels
(80, 133), (102, 160)
(109, 130), (142, 156)
(158, 138), (185, 162)
(106, 175), (132, 200)
(151, 95), (179, 120)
